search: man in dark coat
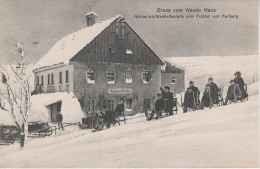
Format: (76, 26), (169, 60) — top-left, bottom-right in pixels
(115, 98), (125, 116)
(102, 106), (117, 123)
(160, 86), (174, 116)
(224, 80), (242, 105)
(208, 77), (219, 104)
(189, 81), (200, 108)
(234, 71), (248, 100)
(56, 113), (64, 130)
(155, 93), (165, 116)
(201, 84), (216, 109)
(183, 87), (194, 113)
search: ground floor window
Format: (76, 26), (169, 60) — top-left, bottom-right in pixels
(142, 70), (151, 83)
(86, 100), (95, 112)
(107, 98), (115, 111)
(125, 98), (132, 111)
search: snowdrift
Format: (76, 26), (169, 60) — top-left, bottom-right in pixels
(30, 92), (84, 123)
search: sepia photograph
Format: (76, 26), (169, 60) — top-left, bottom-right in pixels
(0, 0), (259, 168)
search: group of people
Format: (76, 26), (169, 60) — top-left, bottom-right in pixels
(154, 71), (248, 114)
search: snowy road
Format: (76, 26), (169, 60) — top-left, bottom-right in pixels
(0, 95), (258, 168)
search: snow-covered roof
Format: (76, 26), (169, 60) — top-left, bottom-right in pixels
(33, 15), (122, 70)
(85, 11), (98, 16)
(164, 60), (185, 71)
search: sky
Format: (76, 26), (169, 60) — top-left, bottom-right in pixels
(0, 0), (258, 64)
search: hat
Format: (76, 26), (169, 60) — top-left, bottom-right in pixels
(205, 84), (210, 87)
(234, 71), (241, 77)
(230, 80), (235, 83)
(189, 81), (194, 84)
(208, 77), (213, 80)
(119, 98), (125, 102)
(164, 86), (170, 90)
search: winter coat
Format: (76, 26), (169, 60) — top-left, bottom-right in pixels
(234, 77), (247, 99)
(226, 84), (241, 101)
(201, 89), (216, 107)
(185, 86), (200, 105)
(209, 83), (219, 93)
(184, 88), (195, 109)
(56, 114), (63, 122)
(115, 103), (124, 114)
(161, 89), (174, 109)
(155, 98), (165, 112)
(103, 110), (116, 122)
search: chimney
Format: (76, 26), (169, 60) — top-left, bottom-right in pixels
(85, 11), (97, 27)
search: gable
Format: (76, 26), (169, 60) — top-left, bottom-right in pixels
(70, 19), (164, 65)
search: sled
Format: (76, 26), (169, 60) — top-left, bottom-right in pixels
(28, 121), (52, 137)
(0, 125), (19, 145)
(145, 97), (178, 120)
(91, 111), (126, 132)
(217, 86), (225, 106)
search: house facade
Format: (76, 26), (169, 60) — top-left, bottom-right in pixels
(161, 60), (185, 94)
(33, 13), (164, 116)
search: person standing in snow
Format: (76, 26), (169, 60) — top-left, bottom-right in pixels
(234, 71), (248, 101)
(189, 81), (200, 108)
(155, 93), (165, 116)
(224, 80), (241, 105)
(201, 84), (216, 109)
(160, 86), (175, 116)
(208, 77), (219, 104)
(115, 98), (125, 116)
(56, 113), (64, 130)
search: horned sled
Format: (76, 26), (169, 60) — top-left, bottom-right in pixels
(28, 121), (52, 137)
(145, 97), (179, 120)
(0, 125), (19, 145)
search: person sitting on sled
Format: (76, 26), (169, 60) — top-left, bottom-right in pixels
(114, 98), (125, 116)
(208, 77), (219, 104)
(224, 80), (242, 105)
(160, 86), (175, 116)
(101, 106), (117, 123)
(234, 71), (248, 101)
(201, 84), (217, 109)
(155, 93), (165, 116)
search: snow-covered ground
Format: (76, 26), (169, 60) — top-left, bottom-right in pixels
(0, 55), (259, 168)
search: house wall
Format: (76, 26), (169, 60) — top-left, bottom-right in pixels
(161, 73), (185, 94)
(33, 64), (74, 94)
(73, 62), (161, 115)
(71, 20), (163, 66)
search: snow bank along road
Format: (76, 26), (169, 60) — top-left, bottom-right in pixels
(0, 95), (258, 168)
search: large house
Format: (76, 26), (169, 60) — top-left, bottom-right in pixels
(33, 12), (185, 117)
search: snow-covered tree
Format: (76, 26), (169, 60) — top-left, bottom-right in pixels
(0, 40), (31, 148)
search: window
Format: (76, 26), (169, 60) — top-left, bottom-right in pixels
(142, 70), (151, 83)
(86, 69), (95, 84)
(107, 99), (115, 111)
(65, 70), (69, 83)
(125, 70), (132, 83)
(108, 47), (112, 53)
(48, 74), (50, 85)
(126, 98), (132, 111)
(51, 73), (54, 85)
(171, 77), (176, 84)
(116, 21), (125, 39)
(106, 70), (115, 84)
(41, 75), (44, 85)
(59, 72), (62, 84)
(36, 76), (39, 86)
(86, 100), (95, 112)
